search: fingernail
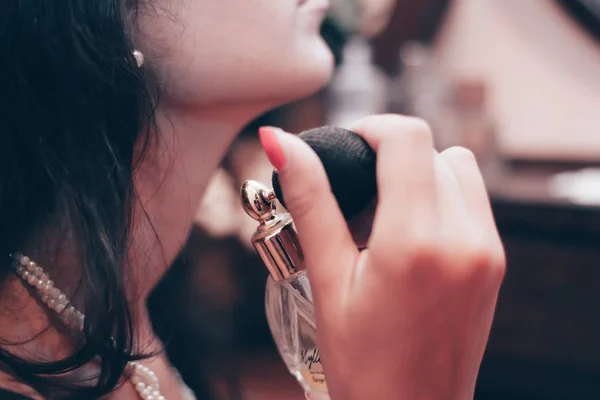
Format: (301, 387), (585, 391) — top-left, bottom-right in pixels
(259, 126), (288, 171)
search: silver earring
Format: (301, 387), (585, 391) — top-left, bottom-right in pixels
(133, 50), (145, 68)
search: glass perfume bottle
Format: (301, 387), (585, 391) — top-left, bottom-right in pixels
(241, 180), (330, 400)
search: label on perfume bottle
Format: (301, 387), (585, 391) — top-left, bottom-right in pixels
(300, 349), (328, 392)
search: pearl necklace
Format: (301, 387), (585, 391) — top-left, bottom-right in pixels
(12, 254), (167, 400)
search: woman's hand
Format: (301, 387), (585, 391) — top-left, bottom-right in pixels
(259, 115), (506, 400)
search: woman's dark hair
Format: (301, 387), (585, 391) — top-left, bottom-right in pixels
(0, 0), (158, 397)
(557, 0), (600, 42)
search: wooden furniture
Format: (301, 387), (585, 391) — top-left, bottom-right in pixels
(476, 164), (600, 399)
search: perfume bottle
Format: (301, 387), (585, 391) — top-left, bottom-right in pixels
(241, 180), (330, 400)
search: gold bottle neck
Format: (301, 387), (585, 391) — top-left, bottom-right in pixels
(241, 180), (305, 281)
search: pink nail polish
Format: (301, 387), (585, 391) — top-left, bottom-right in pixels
(259, 126), (287, 171)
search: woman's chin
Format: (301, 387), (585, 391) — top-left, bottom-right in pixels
(172, 39), (335, 116)
(274, 41), (335, 103)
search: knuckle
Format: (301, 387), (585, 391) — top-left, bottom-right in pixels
(371, 233), (507, 287)
(491, 246), (507, 280)
(492, 261), (507, 284)
(403, 235), (442, 266)
(285, 186), (323, 220)
(376, 115), (433, 141)
(405, 116), (433, 135)
(284, 179), (328, 222)
(464, 245), (494, 271)
(442, 146), (478, 164)
(369, 232), (441, 269)
(452, 242), (504, 283)
(403, 117), (433, 146)
(352, 114), (435, 150)
(285, 192), (314, 222)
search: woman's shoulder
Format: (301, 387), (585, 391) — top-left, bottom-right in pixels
(0, 388), (33, 399)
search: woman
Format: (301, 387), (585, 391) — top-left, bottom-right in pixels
(0, 0), (505, 399)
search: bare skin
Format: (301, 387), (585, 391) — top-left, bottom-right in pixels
(0, 1), (505, 399)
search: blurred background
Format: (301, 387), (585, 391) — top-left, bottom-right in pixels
(148, 0), (600, 398)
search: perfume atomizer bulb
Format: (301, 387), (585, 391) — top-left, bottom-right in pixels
(240, 180), (305, 281)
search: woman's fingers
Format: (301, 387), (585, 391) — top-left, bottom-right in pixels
(440, 147), (506, 266)
(433, 152), (474, 241)
(348, 115), (438, 258)
(258, 127), (358, 295)
(255, 116), (508, 400)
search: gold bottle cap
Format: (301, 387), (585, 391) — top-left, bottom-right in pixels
(240, 180), (304, 281)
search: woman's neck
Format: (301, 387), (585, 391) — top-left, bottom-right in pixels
(0, 103), (267, 398)
(131, 103), (264, 295)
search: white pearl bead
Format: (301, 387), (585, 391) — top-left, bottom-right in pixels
(14, 254), (168, 400)
(63, 317), (73, 326)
